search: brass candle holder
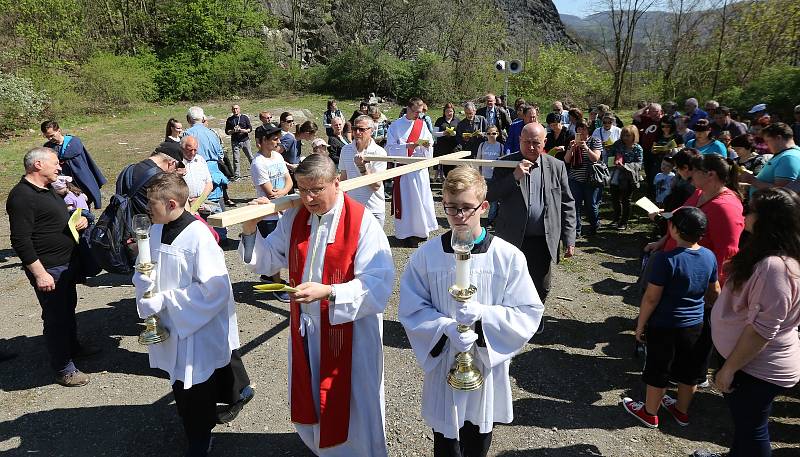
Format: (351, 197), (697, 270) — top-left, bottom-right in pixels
(136, 260), (169, 345)
(447, 226), (483, 391)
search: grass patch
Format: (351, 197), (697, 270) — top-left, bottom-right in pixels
(0, 95), (390, 206)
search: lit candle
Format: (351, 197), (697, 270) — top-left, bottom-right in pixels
(455, 255), (471, 290)
(132, 214), (152, 266)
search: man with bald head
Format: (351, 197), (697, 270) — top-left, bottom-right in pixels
(488, 123), (576, 308)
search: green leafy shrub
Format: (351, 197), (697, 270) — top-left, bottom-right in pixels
(0, 72), (48, 133)
(718, 65), (800, 120)
(78, 52), (157, 110)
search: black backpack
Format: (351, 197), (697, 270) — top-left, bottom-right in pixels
(88, 163), (161, 274)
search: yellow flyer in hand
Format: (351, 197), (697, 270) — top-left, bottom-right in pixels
(68, 210), (82, 242)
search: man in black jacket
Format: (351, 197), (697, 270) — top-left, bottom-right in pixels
(7, 147), (94, 387)
(225, 104), (253, 180)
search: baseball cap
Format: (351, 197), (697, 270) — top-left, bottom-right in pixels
(663, 206), (707, 239)
(255, 123), (282, 141)
(747, 103), (767, 114)
(312, 138), (329, 148)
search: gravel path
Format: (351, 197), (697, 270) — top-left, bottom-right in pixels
(1, 182), (798, 457)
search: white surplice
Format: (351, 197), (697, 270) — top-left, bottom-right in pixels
(239, 193), (395, 457)
(398, 233), (544, 438)
(385, 116), (438, 239)
(138, 220), (240, 388)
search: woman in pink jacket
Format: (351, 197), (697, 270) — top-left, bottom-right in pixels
(701, 188), (800, 457)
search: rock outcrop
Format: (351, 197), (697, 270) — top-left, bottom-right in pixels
(261, 0), (573, 65)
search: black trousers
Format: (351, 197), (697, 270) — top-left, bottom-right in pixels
(520, 236), (552, 303)
(172, 351), (250, 449)
(610, 183), (633, 224)
(433, 421), (493, 457)
(25, 262), (79, 373)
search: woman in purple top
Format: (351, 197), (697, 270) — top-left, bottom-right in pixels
(705, 188), (800, 457)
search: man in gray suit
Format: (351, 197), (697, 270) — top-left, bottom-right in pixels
(487, 122), (576, 304)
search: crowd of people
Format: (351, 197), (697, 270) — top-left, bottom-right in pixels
(4, 93), (800, 457)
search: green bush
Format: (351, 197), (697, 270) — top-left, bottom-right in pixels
(0, 72), (48, 133)
(510, 46), (612, 109)
(310, 45), (407, 99)
(718, 65), (800, 120)
(79, 52), (157, 110)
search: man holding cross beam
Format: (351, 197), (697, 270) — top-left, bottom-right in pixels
(386, 97), (439, 247)
(238, 154), (395, 456)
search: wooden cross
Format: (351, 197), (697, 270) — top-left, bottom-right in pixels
(207, 150), (520, 228)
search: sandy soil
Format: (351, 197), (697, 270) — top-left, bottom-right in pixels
(1, 181), (798, 457)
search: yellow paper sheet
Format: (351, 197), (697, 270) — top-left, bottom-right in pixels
(68, 210), (82, 242)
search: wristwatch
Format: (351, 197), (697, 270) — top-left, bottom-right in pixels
(327, 286), (336, 303)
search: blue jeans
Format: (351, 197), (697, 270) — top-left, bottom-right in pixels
(568, 178), (601, 235)
(724, 370), (786, 457)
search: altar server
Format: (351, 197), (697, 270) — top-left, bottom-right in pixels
(399, 166), (543, 457)
(386, 97), (438, 246)
(239, 154), (395, 456)
(132, 173), (252, 457)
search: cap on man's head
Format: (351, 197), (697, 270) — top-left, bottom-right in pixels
(747, 103), (767, 114)
(255, 123), (282, 141)
(545, 112), (561, 124)
(794, 105), (800, 114)
(312, 138), (329, 148)
(664, 206), (707, 239)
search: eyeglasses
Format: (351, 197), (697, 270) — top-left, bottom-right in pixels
(284, 119), (295, 124)
(297, 185), (327, 197)
(353, 126), (372, 133)
(443, 205), (481, 217)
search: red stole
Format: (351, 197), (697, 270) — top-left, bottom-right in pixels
(288, 194), (365, 448)
(392, 118), (424, 219)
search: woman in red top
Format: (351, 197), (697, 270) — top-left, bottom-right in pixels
(644, 154), (744, 392)
(647, 154), (745, 284)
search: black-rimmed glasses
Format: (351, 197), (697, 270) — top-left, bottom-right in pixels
(443, 205), (481, 217)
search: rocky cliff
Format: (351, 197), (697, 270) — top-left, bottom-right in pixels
(261, 0), (574, 64)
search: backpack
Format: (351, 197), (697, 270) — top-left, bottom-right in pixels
(88, 163), (161, 274)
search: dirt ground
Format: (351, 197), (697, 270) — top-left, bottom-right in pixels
(1, 180), (798, 457)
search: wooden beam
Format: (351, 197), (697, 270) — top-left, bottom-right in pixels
(207, 150), (471, 227)
(363, 155), (519, 168)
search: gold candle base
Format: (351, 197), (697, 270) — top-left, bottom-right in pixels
(447, 284), (483, 391)
(136, 261), (169, 346)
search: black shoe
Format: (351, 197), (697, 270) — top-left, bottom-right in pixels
(225, 199), (236, 207)
(216, 385), (255, 424)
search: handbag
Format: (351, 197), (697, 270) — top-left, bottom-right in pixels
(589, 161), (611, 187)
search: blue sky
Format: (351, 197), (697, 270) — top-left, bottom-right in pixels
(552, 0), (597, 17)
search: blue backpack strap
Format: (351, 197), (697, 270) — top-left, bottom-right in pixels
(129, 165), (162, 197)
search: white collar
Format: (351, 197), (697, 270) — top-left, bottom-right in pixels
(305, 192), (345, 244)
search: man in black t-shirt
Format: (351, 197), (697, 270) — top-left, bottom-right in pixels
(7, 147), (93, 387)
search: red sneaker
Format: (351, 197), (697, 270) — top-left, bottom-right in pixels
(661, 394), (689, 426)
(622, 397), (658, 428)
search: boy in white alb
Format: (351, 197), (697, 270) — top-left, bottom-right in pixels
(399, 166), (543, 457)
(132, 173), (252, 457)
(339, 114), (388, 227)
(251, 123), (294, 302)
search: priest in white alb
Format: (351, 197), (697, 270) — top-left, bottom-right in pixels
(399, 166), (543, 457)
(239, 154), (395, 456)
(386, 97), (438, 246)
